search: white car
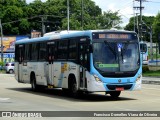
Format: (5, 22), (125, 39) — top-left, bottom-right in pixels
(5, 62), (14, 74)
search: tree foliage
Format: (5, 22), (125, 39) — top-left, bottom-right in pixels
(125, 15), (155, 42)
(0, 0), (122, 35)
(153, 12), (160, 42)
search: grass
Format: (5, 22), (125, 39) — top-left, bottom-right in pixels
(143, 70), (160, 77)
(0, 70), (6, 74)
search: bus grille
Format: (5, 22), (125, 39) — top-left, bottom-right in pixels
(106, 84), (133, 90)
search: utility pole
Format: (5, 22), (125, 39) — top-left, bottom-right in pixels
(136, 13), (139, 36)
(150, 26), (153, 60)
(139, 0), (143, 41)
(133, 0), (135, 32)
(134, 0), (146, 41)
(41, 16), (46, 36)
(67, 0), (70, 31)
(0, 19), (3, 63)
(81, 0), (84, 30)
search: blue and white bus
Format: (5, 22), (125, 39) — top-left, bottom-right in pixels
(140, 42), (148, 65)
(15, 30), (142, 98)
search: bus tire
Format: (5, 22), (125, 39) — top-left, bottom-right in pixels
(9, 69), (14, 74)
(68, 75), (78, 97)
(31, 73), (38, 91)
(62, 88), (69, 94)
(109, 91), (121, 98)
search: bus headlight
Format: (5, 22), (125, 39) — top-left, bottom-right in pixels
(93, 75), (102, 82)
(136, 74), (142, 82)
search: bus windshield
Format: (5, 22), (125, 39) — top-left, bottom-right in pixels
(93, 41), (140, 77)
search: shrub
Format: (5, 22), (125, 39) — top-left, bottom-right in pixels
(142, 66), (149, 73)
(0, 61), (4, 66)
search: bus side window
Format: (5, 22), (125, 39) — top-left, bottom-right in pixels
(18, 45), (24, 63)
(47, 42), (56, 64)
(39, 43), (47, 61)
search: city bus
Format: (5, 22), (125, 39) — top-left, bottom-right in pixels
(140, 42), (148, 65)
(15, 30), (142, 98)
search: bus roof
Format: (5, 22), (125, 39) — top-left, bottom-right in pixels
(15, 30), (136, 44)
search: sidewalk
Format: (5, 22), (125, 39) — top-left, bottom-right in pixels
(142, 76), (160, 85)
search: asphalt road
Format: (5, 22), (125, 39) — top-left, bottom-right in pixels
(0, 74), (160, 120)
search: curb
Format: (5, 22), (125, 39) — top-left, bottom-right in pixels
(142, 80), (160, 85)
(142, 76), (160, 85)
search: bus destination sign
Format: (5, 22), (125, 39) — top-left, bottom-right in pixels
(99, 34), (131, 39)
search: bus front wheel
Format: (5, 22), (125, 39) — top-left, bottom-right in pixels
(109, 91), (121, 98)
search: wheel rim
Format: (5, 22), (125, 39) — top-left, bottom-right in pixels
(9, 70), (13, 74)
(72, 83), (77, 94)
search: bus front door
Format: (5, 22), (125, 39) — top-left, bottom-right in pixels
(79, 38), (90, 89)
(47, 42), (56, 86)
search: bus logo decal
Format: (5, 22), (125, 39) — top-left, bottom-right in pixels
(118, 79), (121, 83)
(117, 43), (123, 52)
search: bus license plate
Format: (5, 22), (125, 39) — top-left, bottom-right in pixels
(116, 87), (124, 91)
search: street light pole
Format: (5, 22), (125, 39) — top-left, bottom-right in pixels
(0, 19), (3, 63)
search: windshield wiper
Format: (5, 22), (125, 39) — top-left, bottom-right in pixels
(122, 41), (130, 55)
(104, 40), (117, 60)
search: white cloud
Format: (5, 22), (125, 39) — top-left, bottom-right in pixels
(107, 3), (117, 12)
(105, 3), (133, 27)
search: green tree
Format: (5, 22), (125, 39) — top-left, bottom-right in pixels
(153, 12), (160, 42)
(97, 11), (122, 29)
(0, 0), (29, 35)
(0, 0), (122, 35)
(61, 0), (102, 30)
(125, 15), (155, 42)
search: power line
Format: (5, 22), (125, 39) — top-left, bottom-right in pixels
(1, 15), (64, 25)
(118, 0), (133, 10)
(2, 16), (39, 25)
(118, 1), (133, 12)
(146, 1), (160, 3)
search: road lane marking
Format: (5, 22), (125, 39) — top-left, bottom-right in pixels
(0, 98), (10, 101)
(117, 107), (138, 111)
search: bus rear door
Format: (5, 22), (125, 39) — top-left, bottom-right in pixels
(17, 44), (24, 82)
(47, 42), (56, 86)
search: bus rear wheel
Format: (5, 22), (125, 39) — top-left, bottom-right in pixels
(109, 91), (121, 98)
(31, 74), (38, 91)
(68, 75), (79, 97)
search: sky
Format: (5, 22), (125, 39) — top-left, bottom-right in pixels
(26, 0), (160, 27)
